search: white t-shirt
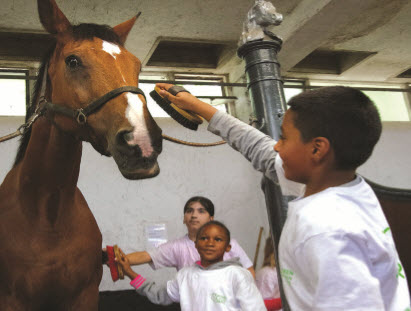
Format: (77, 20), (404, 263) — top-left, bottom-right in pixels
(148, 234), (253, 271)
(256, 266), (280, 300)
(208, 111), (410, 309)
(167, 261), (266, 311)
(279, 176), (410, 310)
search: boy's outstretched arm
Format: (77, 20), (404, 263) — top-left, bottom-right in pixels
(156, 83), (304, 197)
(117, 248), (176, 306)
(155, 83), (276, 177)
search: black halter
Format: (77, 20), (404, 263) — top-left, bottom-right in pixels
(37, 63), (146, 124)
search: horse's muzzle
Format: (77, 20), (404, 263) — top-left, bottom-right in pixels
(110, 128), (162, 180)
(118, 160), (160, 180)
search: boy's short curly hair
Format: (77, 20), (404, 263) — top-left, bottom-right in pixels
(196, 220), (231, 244)
(287, 86), (382, 170)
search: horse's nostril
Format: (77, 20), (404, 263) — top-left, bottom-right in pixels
(123, 131), (134, 144)
(116, 130), (133, 146)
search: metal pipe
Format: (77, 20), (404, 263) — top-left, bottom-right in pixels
(238, 35), (291, 311)
(237, 1), (292, 308)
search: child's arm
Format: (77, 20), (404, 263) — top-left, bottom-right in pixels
(126, 251), (152, 266)
(116, 248), (176, 306)
(156, 83), (277, 180)
(156, 83), (304, 196)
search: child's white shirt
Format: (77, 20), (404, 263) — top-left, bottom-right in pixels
(279, 176), (410, 310)
(132, 258), (266, 311)
(167, 259), (265, 311)
(208, 110), (410, 310)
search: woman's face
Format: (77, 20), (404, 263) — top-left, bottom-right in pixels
(183, 202), (213, 233)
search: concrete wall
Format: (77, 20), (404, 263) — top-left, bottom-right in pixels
(1, 116), (410, 291)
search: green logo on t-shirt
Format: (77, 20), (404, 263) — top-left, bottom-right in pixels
(397, 263), (405, 279)
(281, 268), (294, 285)
(211, 293), (227, 304)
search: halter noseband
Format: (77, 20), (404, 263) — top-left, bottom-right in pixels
(36, 63), (146, 125)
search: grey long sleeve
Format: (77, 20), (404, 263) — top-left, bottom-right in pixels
(136, 281), (174, 306)
(207, 111), (305, 197)
(207, 110), (277, 181)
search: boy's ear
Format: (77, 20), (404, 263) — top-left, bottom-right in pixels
(225, 244), (232, 253)
(311, 137), (331, 162)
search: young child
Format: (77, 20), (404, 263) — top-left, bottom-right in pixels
(256, 236), (281, 311)
(156, 83), (410, 310)
(114, 196), (254, 277)
(117, 221), (266, 311)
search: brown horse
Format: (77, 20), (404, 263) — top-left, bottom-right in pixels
(0, 0), (162, 310)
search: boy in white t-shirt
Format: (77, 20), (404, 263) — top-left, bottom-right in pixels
(117, 221), (265, 311)
(156, 83), (410, 310)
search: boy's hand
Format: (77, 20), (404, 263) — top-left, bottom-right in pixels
(156, 83), (218, 121)
(116, 248), (138, 280)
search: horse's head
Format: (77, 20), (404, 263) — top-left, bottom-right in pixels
(37, 0), (162, 179)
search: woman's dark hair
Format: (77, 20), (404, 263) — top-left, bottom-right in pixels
(287, 86), (382, 170)
(196, 220), (231, 244)
(183, 196), (215, 217)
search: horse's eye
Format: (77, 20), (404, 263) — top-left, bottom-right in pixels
(65, 55), (81, 69)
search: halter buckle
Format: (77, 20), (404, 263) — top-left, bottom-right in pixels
(76, 109), (87, 124)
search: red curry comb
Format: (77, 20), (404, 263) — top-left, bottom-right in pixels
(106, 245), (124, 282)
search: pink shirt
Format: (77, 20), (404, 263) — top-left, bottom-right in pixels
(148, 234), (253, 271)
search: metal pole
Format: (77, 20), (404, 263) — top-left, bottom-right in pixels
(237, 1), (291, 309)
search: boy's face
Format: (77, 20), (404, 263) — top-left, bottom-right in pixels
(195, 225), (231, 267)
(274, 110), (313, 184)
(183, 202), (213, 233)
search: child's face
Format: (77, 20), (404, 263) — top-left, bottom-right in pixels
(274, 110), (313, 184)
(195, 225), (231, 267)
(183, 202), (213, 233)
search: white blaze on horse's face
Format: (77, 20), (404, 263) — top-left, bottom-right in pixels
(101, 40), (126, 83)
(125, 93), (154, 158)
(102, 41), (121, 59)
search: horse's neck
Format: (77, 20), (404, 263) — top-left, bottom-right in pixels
(17, 117), (82, 201)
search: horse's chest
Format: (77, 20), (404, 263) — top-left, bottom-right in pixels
(0, 209), (102, 294)
(1, 237), (102, 304)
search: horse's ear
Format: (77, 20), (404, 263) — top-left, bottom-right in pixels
(38, 0), (72, 35)
(113, 13), (141, 45)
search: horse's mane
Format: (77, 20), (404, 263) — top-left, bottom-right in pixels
(13, 23), (122, 167)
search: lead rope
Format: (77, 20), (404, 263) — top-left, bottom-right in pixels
(0, 129), (226, 147)
(162, 134), (226, 147)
